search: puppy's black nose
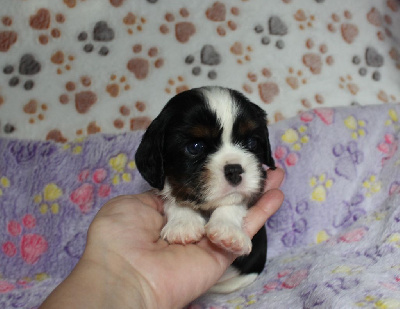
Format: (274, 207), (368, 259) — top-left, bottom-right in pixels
(224, 164), (244, 186)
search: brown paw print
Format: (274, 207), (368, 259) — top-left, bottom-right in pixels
(230, 42), (253, 65)
(127, 45), (164, 80)
(77, 21), (115, 56)
(63, 0), (85, 8)
(23, 100), (48, 124)
(367, 7), (393, 41)
(106, 74), (131, 98)
(0, 16), (17, 52)
(185, 44), (221, 79)
(123, 12), (146, 35)
(29, 8), (65, 45)
(302, 38), (334, 75)
(253, 16), (288, 49)
(114, 102), (151, 131)
(3, 54), (41, 91)
(389, 47), (400, 70)
(165, 76), (189, 95)
(339, 75), (359, 95)
(74, 121), (102, 137)
(377, 90), (397, 103)
(46, 129), (68, 143)
(50, 50), (75, 75)
(301, 94), (324, 109)
(205, 1), (240, 36)
(160, 8), (196, 43)
(294, 9), (315, 30)
(59, 76), (97, 114)
(286, 67), (307, 90)
(243, 68), (279, 104)
(352, 47), (384, 81)
(327, 10), (358, 44)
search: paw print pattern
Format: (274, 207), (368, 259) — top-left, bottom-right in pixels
(303, 39), (334, 75)
(327, 10), (359, 44)
(160, 8), (196, 43)
(230, 41), (253, 64)
(123, 12), (146, 35)
(243, 68), (280, 104)
(362, 175), (382, 198)
(127, 45), (164, 80)
(274, 145), (299, 171)
(59, 76), (97, 114)
(50, 50), (75, 75)
(281, 125), (310, 151)
(109, 153), (136, 185)
(106, 74), (131, 98)
(3, 54), (41, 90)
(385, 109), (399, 130)
(185, 45), (221, 79)
(254, 16), (288, 49)
(294, 9), (315, 30)
(29, 8), (65, 45)
(344, 115), (367, 139)
(23, 99), (48, 124)
(70, 168), (111, 214)
(389, 47), (400, 70)
(114, 102), (151, 131)
(264, 268), (309, 292)
(0, 16), (17, 52)
(352, 47), (384, 81)
(2, 215), (48, 265)
(333, 141), (364, 180)
(333, 194), (366, 228)
(378, 133), (398, 165)
(205, 2), (240, 36)
(0, 175), (10, 196)
(310, 173), (334, 202)
(286, 67), (307, 90)
(367, 7), (393, 41)
(77, 21), (115, 56)
(33, 183), (63, 215)
(165, 76), (189, 95)
(339, 75), (359, 95)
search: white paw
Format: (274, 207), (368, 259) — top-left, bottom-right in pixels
(161, 216), (206, 245)
(206, 221), (252, 255)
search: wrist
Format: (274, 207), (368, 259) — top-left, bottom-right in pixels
(40, 250), (157, 309)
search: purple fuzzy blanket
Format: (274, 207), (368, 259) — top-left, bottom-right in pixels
(1, 103), (400, 308)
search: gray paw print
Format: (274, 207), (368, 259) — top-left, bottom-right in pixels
(352, 47), (384, 81)
(185, 44), (221, 80)
(254, 16), (288, 49)
(78, 21), (115, 56)
(3, 54), (41, 90)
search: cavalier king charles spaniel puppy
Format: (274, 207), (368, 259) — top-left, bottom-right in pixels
(135, 86), (275, 293)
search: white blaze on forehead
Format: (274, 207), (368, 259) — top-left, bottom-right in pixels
(201, 87), (237, 144)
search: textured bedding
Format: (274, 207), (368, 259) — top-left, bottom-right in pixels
(1, 0), (400, 308)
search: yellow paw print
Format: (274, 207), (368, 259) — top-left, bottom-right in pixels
(344, 116), (366, 139)
(109, 153), (136, 185)
(0, 176), (10, 196)
(316, 230), (330, 244)
(281, 125), (309, 151)
(62, 137), (86, 155)
(34, 183), (63, 214)
(386, 233), (400, 248)
(385, 109), (399, 130)
(362, 175), (382, 197)
(310, 173), (333, 202)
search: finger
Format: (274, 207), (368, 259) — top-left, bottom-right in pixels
(264, 167), (285, 191)
(244, 188), (284, 237)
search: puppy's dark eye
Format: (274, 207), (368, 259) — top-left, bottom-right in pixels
(246, 137), (258, 151)
(185, 141), (206, 156)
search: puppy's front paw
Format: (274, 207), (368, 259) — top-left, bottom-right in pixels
(206, 221), (252, 255)
(161, 216), (206, 245)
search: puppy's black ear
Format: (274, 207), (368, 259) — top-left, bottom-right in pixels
(135, 117), (166, 190)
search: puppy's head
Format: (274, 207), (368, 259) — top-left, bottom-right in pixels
(135, 86), (275, 210)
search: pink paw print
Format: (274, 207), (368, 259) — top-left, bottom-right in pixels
(264, 268), (309, 293)
(274, 145), (299, 170)
(2, 214), (48, 265)
(70, 168), (111, 214)
(378, 133), (398, 165)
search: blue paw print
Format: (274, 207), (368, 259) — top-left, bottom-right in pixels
(333, 141), (363, 180)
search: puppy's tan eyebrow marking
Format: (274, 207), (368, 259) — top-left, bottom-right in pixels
(190, 125), (220, 138)
(238, 119), (257, 136)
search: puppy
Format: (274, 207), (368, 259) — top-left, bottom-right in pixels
(135, 86), (276, 293)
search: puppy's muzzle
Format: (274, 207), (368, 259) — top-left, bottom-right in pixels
(224, 164), (244, 186)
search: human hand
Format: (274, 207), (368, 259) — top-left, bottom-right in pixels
(40, 168), (284, 309)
